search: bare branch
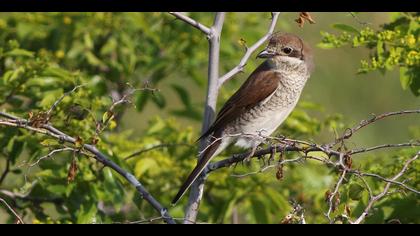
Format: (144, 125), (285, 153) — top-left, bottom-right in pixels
(351, 151), (419, 224)
(0, 157), (10, 185)
(184, 12), (226, 224)
(47, 84), (86, 116)
(0, 197), (24, 224)
(0, 112), (176, 224)
(350, 142), (420, 155)
(332, 109), (420, 147)
(169, 12), (211, 36)
(357, 171), (419, 195)
(325, 164), (347, 222)
(124, 143), (193, 161)
(349, 12), (372, 26)
(218, 12), (280, 86)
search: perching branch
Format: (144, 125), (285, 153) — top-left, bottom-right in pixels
(0, 111), (176, 224)
(202, 109), (419, 224)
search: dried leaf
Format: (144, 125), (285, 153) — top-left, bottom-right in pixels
(276, 164), (284, 180)
(325, 190), (332, 202)
(28, 111), (50, 128)
(67, 156), (78, 183)
(295, 12), (316, 28)
(295, 17), (304, 28)
(332, 192), (341, 212)
(301, 12), (316, 24)
(74, 136), (83, 149)
(91, 136), (99, 145)
(344, 204), (351, 216)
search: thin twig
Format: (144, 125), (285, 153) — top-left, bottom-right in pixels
(47, 84), (86, 116)
(218, 12), (280, 86)
(325, 166), (347, 223)
(0, 197), (24, 224)
(0, 157), (10, 185)
(332, 110), (420, 147)
(0, 113), (176, 224)
(169, 12), (211, 36)
(124, 143), (193, 161)
(350, 142), (420, 155)
(351, 151), (419, 224)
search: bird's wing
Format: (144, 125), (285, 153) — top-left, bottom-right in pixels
(199, 62), (282, 140)
(172, 62), (282, 205)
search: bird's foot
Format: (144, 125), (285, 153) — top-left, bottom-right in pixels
(243, 145), (258, 163)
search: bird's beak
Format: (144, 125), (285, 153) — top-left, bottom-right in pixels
(256, 49), (276, 59)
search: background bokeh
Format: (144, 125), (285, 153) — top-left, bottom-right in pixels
(0, 12), (418, 224)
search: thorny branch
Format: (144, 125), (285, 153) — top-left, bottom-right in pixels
(0, 111), (176, 224)
(203, 109), (420, 223)
(351, 151), (419, 224)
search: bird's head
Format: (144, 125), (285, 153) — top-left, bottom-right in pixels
(257, 32), (314, 73)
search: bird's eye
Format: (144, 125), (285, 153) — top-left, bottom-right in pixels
(282, 47), (293, 54)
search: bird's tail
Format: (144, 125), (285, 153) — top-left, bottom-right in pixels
(171, 136), (221, 205)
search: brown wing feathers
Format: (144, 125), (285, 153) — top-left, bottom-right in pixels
(198, 61), (281, 141)
(172, 61), (281, 204)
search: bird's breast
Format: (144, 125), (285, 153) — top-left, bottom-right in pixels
(227, 73), (308, 148)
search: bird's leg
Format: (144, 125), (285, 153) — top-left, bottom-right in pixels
(244, 144), (258, 163)
(268, 145), (277, 165)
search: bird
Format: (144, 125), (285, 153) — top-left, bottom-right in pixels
(172, 32), (314, 204)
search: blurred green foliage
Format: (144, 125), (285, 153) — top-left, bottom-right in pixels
(0, 13), (418, 224)
(319, 12), (420, 96)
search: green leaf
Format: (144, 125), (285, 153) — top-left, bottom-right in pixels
(85, 51), (105, 67)
(46, 185), (67, 195)
(150, 92), (166, 108)
(377, 40), (384, 56)
(332, 23), (359, 34)
(7, 138), (24, 163)
(171, 84), (191, 108)
(348, 183), (364, 200)
(83, 33), (94, 49)
(399, 67), (411, 90)
(4, 48), (34, 57)
(76, 203), (98, 224)
(42, 67), (74, 81)
(102, 111), (113, 124)
(250, 196), (269, 223)
(100, 38), (117, 55)
(39, 89), (63, 109)
(134, 92), (149, 112)
(3, 67), (25, 84)
(134, 158), (158, 178)
(317, 42), (336, 49)
(40, 139), (60, 147)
